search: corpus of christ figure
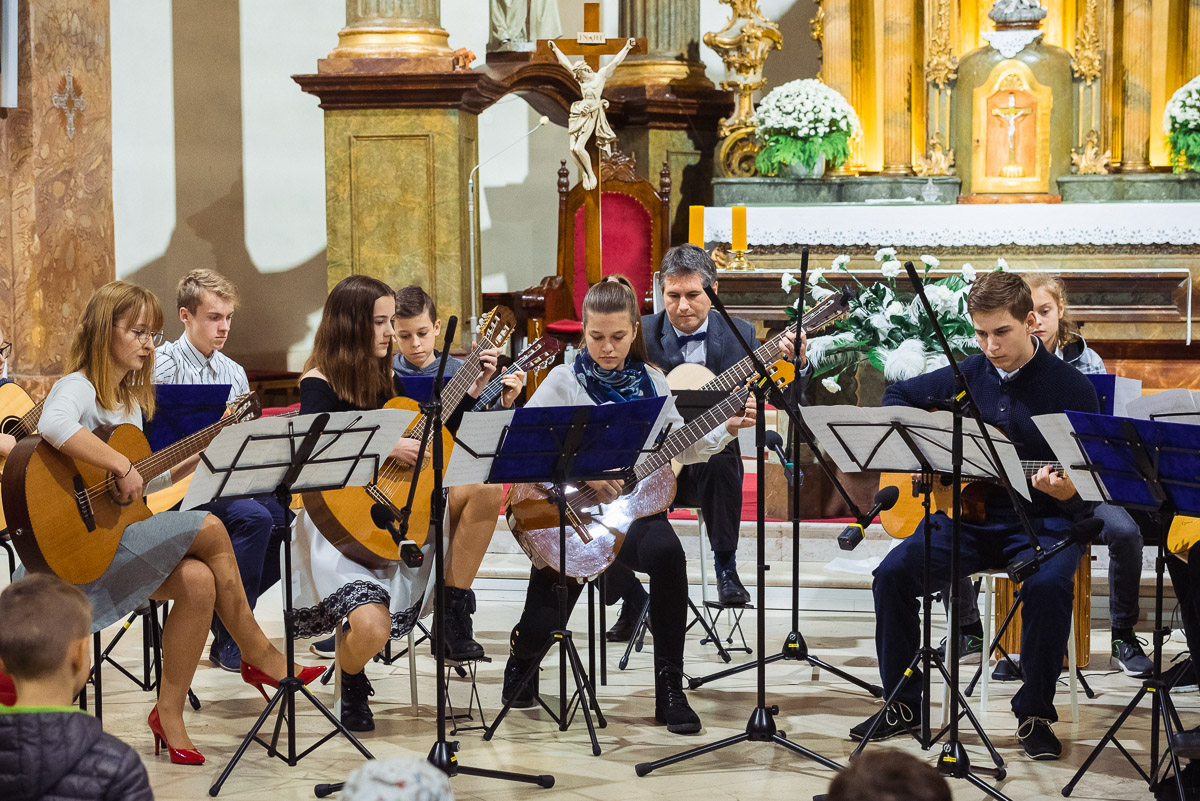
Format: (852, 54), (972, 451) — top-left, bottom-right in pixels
(548, 37), (636, 191)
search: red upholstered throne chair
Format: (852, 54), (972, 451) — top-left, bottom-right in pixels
(521, 150), (671, 368)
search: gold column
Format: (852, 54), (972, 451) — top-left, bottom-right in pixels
(612, 0), (712, 89)
(329, 0), (454, 61)
(1190, 0), (1200, 80)
(823, 0), (857, 174)
(1120, 0), (1153, 173)
(881, 0), (914, 175)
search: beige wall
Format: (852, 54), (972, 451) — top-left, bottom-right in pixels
(111, 0), (820, 371)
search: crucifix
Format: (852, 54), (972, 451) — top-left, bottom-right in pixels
(992, 92), (1032, 178)
(538, 3), (644, 285)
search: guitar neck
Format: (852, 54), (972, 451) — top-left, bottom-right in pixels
(701, 338), (782, 392)
(406, 344), (493, 440)
(134, 412), (247, 479)
(635, 388), (749, 481)
(16, 400), (45, 440)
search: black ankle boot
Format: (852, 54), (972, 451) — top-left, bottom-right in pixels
(501, 655), (539, 709)
(340, 669), (375, 732)
(435, 587), (484, 661)
(606, 598), (645, 643)
(655, 659), (701, 734)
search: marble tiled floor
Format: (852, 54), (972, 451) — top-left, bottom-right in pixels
(74, 580), (1197, 801)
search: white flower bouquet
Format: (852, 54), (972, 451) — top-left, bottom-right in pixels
(1165, 74), (1200, 173)
(783, 249), (988, 392)
(754, 79), (861, 175)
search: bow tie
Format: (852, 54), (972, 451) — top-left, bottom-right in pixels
(677, 331), (707, 346)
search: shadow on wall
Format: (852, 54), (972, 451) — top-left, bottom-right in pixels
(762, 1), (822, 91)
(122, 0), (327, 372)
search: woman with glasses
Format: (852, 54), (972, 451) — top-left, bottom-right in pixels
(22, 281), (322, 764)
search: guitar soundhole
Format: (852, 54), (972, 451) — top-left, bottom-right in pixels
(0, 415), (20, 435)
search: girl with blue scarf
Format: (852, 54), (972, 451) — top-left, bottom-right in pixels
(501, 276), (756, 735)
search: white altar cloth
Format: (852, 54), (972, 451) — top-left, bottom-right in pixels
(702, 202), (1200, 248)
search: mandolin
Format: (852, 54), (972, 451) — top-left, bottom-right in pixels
(0, 382), (46, 528)
(3, 392), (261, 584)
(507, 360), (796, 580)
(302, 307), (515, 569)
(877, 460), (1066, 539)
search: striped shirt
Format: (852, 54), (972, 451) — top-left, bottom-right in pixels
(154, 335), (250, 401)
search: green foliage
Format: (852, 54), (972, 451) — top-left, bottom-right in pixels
(1168, 127), (1200, 173)
(755, 131), (851, 176)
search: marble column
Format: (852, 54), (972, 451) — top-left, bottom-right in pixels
(328, 0), (454, 62)
(822, 0), (855, 174)
(0, 0), (115, 397)
(881, 0), (914, 175)
(1189, 0), (1200, 81)
(1119, 0), (1153, 172)
(610, 0), (711, 89)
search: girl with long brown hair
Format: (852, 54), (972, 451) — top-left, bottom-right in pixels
(21, 281), (321, 765)
(290, 275), (502, 732)
(500, 275), (756, 734)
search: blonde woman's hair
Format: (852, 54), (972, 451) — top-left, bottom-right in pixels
(176, 269), (239, 314)
(1024, 272), (1080, 348)
(68, 281), (163, 418)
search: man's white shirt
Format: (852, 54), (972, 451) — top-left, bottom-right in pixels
(154, 334), (250, 401)
(671, 317), (710, 365)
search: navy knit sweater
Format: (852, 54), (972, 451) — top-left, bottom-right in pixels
(882, 338), (1098, 520)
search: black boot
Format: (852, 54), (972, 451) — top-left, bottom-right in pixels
(340, 669), (375, 732)
(606, 598), (646, 643)
(501, 655), (539, 709)
(655, 659), (701, 734)
(435, 587), (484, 661)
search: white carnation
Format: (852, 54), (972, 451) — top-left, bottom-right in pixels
(886, 301), (904, 316)
(781, 272), (795, 292)
(961, 263), (977, 283)
(921, 254), (940, 269)
(881, 259), (902, 279)
(874, 247), (897, 262)
(810, 285), (836, 301)
(996, 257), (1009, 271)
(832, 254), (851, 270)
(924, 284), (955, 312)
(808, 268), (825, 286)
(821, 377), (841, 394)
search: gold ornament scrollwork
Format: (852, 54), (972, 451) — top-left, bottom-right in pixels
(1071, 130), (1110, 174)
(914, 136), (955, 176)
(704, 0), (783, 177)
(1072, 0), (1101, 84)
(811, 0), (824, 44)
(925, 0), (957, 87)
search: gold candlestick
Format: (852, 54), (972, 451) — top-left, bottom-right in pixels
(725, 248), (754, 271)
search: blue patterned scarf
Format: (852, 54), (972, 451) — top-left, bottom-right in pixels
(573, 351), (655, 404)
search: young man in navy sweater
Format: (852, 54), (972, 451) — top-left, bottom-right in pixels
(852, 270), (1099, 760)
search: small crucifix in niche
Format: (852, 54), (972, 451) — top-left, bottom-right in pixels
(992, 93), (1032, 178)
(538, 2), (645, 286)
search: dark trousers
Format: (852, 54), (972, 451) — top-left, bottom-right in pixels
(1167, 546), (1200, 662)
(200, 495), (288, 638)
(674, 448), (743, 554)
(874, 512), (1080, 722)
(510, 514), (687, 665)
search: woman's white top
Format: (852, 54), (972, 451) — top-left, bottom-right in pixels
(526, 363), (734, 465)
(39, 371), (171, 493)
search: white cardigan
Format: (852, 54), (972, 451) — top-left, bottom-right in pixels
(526, 363), (734, 466)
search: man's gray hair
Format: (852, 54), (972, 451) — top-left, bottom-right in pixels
(660, 244), (717, 289)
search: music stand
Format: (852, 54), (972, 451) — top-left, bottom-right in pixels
(459, 397), (668, 756)
(1045, 411), (1200, 801)
(802, 405), (1024, 793)
(192, 408), (415, 797)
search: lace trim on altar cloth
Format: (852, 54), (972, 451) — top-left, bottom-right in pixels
(701, 203), (1200, 248)
(288, 580), (421, 640)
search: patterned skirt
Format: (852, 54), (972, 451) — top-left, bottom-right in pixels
(288, 509), (436, 640)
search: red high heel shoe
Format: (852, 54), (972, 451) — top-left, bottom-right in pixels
(240, 661), (327, 701)
(148, 706), (205, 765)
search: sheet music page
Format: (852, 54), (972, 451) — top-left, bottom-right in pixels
(1110, 376), (1143, 417)
(182, 409), (415, 509)
(445, 410), (516, 486)
(1125, 388), (1198, 423)
(799, 405), (872, 473)
(1031, 413), (1107, 502)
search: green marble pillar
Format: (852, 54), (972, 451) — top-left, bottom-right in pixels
(611, 0), (711, 89)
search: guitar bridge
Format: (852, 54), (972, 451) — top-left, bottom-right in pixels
(74, 474), (96, 532)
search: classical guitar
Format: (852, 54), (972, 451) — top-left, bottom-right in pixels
(507, 360), (796, 579)
(4, 393), (261, 584)
(0, 382), (46, 528)
(303, 307), (515, 569)
(471, 335), (561, 411)
(877, 460), (1066, 539)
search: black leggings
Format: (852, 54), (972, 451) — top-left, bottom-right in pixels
(510, 514), (687, 664)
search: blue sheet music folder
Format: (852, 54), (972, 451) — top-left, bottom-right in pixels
(395, 375), (451, 404)
(1064, 410), (1200, 515)
(488, 396), (667, 484)
(146, 384), (231, 452)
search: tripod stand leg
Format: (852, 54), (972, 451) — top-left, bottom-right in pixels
(483, 637), (560, 741)
(209, 685), (288, 796)
(635, 732), (749, 776)
(850, 651), (926, 758)
(805, 656), (883, 697)
(930, 658), (1005, 768)
(1062, 686), (1148, 796)
(688, 599), (731, 663)
(563, 638), (606, 755)
(771, 733), (843, 772)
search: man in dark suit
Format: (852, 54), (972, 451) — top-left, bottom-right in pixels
(607, 244), (806, 640)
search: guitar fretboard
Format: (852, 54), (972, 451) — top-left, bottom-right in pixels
(405, 336), (500, 442)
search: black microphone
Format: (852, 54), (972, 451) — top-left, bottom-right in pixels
(372, 503), (424, 568)
(838, 485), (900, 551)
(1005, 516), (1103, 584)
(764, 430), (793, 484)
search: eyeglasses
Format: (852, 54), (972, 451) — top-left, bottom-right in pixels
(0, 342), (10, 359)
(122, 327), (164, 346)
